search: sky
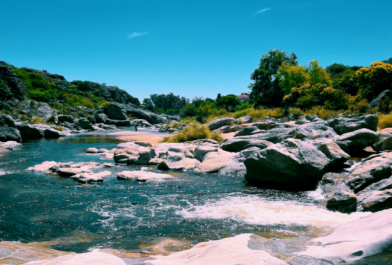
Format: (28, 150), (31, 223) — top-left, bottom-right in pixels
(1, 0), (391, 102)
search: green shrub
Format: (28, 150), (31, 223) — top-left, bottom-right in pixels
(31, 116), (46, 124)
(161, 122), (216, 143)
(378, 113), (392, 130)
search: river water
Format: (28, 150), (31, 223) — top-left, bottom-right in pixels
(0, 129), (370, 258)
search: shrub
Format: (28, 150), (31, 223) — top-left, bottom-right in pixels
(161, 122), (213, 143)
(211, 131), (224, 141)
(289, 108), (302, 119)
(54, 125), (63, 131)
(100, 102), (110, 108)
(304, 106), (341, 120)
(378, 113), (392, 130)
(31, 116), (46, 124)
(270, 108), (285, 118)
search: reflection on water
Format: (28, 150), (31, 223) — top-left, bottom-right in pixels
(0, 129), (370, 259)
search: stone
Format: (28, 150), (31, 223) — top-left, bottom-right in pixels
(236, 116), (253, 124)
(298, 208), (392, 264)
(96, 113), (108, 124)
(328, 114), (378, 135)
(0, 114), (22, 142)
(253, 121), (279, 130)
(234, 126), (258, 137)
(326, 191), (357, 213)
(0, 141), (22, 150)
(221, 138), (274, 152)
(336, 128), (379, 155)
(27, 161), (59, 172)
(71, 171), (112, 183)
(15, 122), (44, 140)
(107, 102), (127, 120)
(215, 125), (242, 133)
(24, 250), (126, 265)
(126, 104), (167, 124)
(207, 117), (235, 131)
(313, 139), (350, 168)
(244, 138), (330, 187)
(133, 119), (152, 127)
(149, 234), (288, 265)
(57, 115), (75, 124)
(357, 176), (392, 197)
(347, 152), (392, 193)
(78, 117), (93, 130)
(116, 171), (173, 181)
(157, 158), (201, 171)
(194, 145), (218, 161)
(0, 61), (26, 101)
(373, 133), (392, 152)
(86, 148), (99, 153)
(361, 189), (392, 212)
(114, 143), (155, 165)
(19, 100), (59, 123)
(134, 141), (152, 147)
(44, 128), (61, 139)
(195, 150), (236, 173)
(368, 89), (392, 109)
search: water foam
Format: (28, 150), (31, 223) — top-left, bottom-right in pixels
(176, 195), (370, 228)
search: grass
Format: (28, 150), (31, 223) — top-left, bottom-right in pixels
(54, 125), (63, 131)
(378, 113), (392, 130)
(232, 107), (286, 120)
(161, 122), (223, 143)
(304, 106), (342, 120)
(31, 116), (46, 124)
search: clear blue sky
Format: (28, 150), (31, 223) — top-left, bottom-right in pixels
(1, 0), (391, 102)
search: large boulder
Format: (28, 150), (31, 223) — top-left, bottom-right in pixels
(244, 138), (330, 187)
(105, 119), (131, 127)
(298, 208), (392, 264)
(15, 122), (43, 139)
(326, 191), (357, 213)
(368, 89), (392, 109)
(195, 150), (237, 173)
(96, 113), (108, 124)
(57, 114), (75, 124)
(313, 139), (350, 168)
(234, 126), (258, 137)
(194, 145), (218, 161)
(236, 116), (253, 124)
(207, 117), (235, 131)
(0, 61), (26, 101)
(78, 117), (93, 130)
(360, 189), (392, 212)
(221, 138), (274, 152)
(336, 128), (379, 155)
(19, 100), (59, 122)
(0, 114), (22, 142)
(328, 114), (378, 135)
(372, 133), (392, 152)
(24, 250), (126, 265)
(157, 158), (200, 171)
(347, 152), (392, 193)
(107, 102), (127, 120)
(125, 104), (166, 124)
(114, 142), (155, 164)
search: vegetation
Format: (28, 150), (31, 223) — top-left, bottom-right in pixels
(161, 122), (223, 143)
(379, 113), (392, 130)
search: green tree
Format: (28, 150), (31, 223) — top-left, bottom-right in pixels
(357, 62), (392, 101)
(215, 94), (241, 112)
(249, 49), (298, 108)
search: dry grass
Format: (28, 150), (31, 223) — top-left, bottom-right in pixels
(304, 106), (342, 120)
(31, 116), (46, 124)
(54, 126), (63, 131)
(161, 122), (223, 143)
(378, 113), (392, 130)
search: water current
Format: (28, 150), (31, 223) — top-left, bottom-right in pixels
(0, 128), (370, 256)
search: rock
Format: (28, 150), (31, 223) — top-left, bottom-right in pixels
(101, 163), (114, 167)
(107, 102), (127, 120)
(15, 122), (43, 139)
(236, 116), (253, 124)
(0, 141), (22, 150)
(234, 126), (258, 137)
(19, 100), (59, 123)
(336, 128), (379, 155)
(207, 117), (235, 131)
(244, 138), (330, 187)
(372, 133), (392, 152)
(105, 119), (131, 127)
(126, 104), (167, 124)
(357, 176), (392, 197)
(27, 161), (59, 172)
(116, 171), (173, 181)
(313, 139), (350, 168)
(44, 128), (61, 139)
(253, 121), (279, 130)
(289, 256), (333, 265)
(347, 152), (392, 193)
(361, 189), (392, 212)
(57, 115), (75, 124)
(133, 119), (152, 127)
(194, 146), (218, 161)
(326, 191), (357, 213)
(157, 158), (201, 171)
(114, 143), (155, 164)
(78, 118), (93, 130)
(0, 61), (26, 101)
(298, 208), (392, 264)
(195, 150), (236, 173)
(134, 141), (152, 147)
(305, 115), (318, 121)
(0, 114), (22, 142)
(215, 125), (242, 133)
(148, 234), (288, 265)
(368, 89), (391, 109)
(221, 138), (274, 152)
(71, 171), (112, 183)
(96, 113), (108, 124)
(328, 114), (378, 135)
(294, 119), (310, 125)
(49, 162), (100, 177)
(24, 250), (126, 265)
(86, 148), (99, 153)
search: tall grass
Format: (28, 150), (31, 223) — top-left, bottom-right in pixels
(31, 116), (46, 124)
(378, 113), (392, 130)
(161, 122), (223, 143)
(304, 106), (342, 120)
(232, 107), (286, 120)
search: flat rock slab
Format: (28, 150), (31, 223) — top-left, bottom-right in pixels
(117, 171), (173, 181)
(71, 171), (112, 183)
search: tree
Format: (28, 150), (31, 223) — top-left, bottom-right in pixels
(215, 94), (241, 112)
(382, 57), (392, 65)
(356, 62), (392, 101)
(249, 49), (298, 108)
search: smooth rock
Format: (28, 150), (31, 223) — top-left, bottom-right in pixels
(116, 171), (173, 181)
(71, 171), (112, 183)
(361, 189), (392, 212)
(337, 128), (379, 155)
(237, 116), (253, 124)
(194, 145), (218, 161)
(16, 122), (44, 140)
(86, 148), (99, 153)
(0, 114), (22, 142)
(313, 139), (350, 168)
(195, 150), (236, 173)
(221, 138), (274, 152)
(0, 141), (22, 150)
(27, 161), (59, 172)
(326, 191), (357, 213)
(328, 114), (378, 135)
(157, 158), (201, 171)
(207, 117), (235, 131)
(234, 126), (258, 137)
(78, 117), (93, 130)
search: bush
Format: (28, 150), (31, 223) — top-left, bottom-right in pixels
(289, 108), (303, 119)
(378, 113), (392, 130)
(270, 108), (285, 118)
(31, 116), (46, 124)
(54, 125), (63, 131)
(162, 122), (220, 143)
(304, 106), (341, 120)
(211, 131), (224, 141)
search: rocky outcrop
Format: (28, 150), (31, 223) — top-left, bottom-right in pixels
(336, 128), (379, 155)
(0, 61), (26, 101)
(313, 139), (350, 168)
(360, 190), (392, 212)
(214, 125), (242, 133)
(96, 113), (108, 123)
(0, 114), (22, 142)
(107, 102), (127, 120)
(372, 133), (392, 152)
(221, 138), (274, 152)
(18, 100), (60, 122)
(328, 114), (378, 135)
(207, 117), (235, 131)
(234, 126), (258, 137)
(298, 208), (392, 264)
(126, 104), (166, 124)
(78, 117), (93, 130)
(244, 138), (330, 187)
(368, 89), (391, 109)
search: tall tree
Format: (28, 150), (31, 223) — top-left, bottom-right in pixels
(249, 49), (298, 108)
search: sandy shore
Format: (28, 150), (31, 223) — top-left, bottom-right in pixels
(108, 131), (170, 146)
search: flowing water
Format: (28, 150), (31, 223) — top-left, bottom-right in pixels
(0, 129), (370, 259)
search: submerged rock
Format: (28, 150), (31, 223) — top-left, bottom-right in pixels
(148, 234), (288, 265)
(244, 138), (329, 188)
(298, 208), (392, 264)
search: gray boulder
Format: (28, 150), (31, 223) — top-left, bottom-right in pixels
(253, 121), (279, 130)
(194, 146), (218, 161)
(244, 138), (330, 187)
(236, 116), (253, 124)
(107, 102), (127, 120)
(207, 117), (235, 131)
(0, 114), (22, 142)
(221, 138), (274, 152)
(215, 125), (242, 133)
(126, 104), (166, 124)
(19, 100), (59, 122)
(78, 117), (93, 130)
(298, 208), (392, 264)
(328, 114), (378, 135)
(372, 133), (392, 152)
(96, 113), (108, 124)
(0, 61), (26, 101)
(157, 158), (201, 171)
(105, 119), (131, 127)
(326, 191), (357, 213)
(15, 122), (43, 139)
(313, 139), (350, 168)
(44, 128), (61, 139)
(361, 189), (392, 212)
(347, 152), (392, 193)
(234, 126), (258, 137)
(336, 128), (379, 155)
(57, 114), (75, 124)
(368, 89), (391, 109)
